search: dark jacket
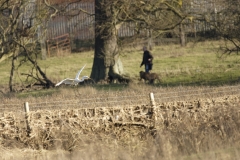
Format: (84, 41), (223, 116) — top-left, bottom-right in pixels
(141, 50), (153, 66)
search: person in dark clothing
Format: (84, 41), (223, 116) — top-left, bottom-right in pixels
(140, 46), (153, 73)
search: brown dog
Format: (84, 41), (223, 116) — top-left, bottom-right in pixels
(139, 71), (161, 84)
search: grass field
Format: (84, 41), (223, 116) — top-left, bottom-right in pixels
(0, 40), (240, 92)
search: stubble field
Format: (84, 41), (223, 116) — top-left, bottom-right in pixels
(0, 83), (240, 160)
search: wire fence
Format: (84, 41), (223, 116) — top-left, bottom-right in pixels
(0, 85), (240, 113)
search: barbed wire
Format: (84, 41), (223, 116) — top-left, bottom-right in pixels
(154, 86), (240, 97)
(47, 85), (240, 105)
(0, 85), (239, 112)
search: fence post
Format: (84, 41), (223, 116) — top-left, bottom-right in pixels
(24, 102), (31, 136)
(149, 93), (157, 128)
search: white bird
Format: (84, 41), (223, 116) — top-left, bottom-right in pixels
(55, 64), (89, 87)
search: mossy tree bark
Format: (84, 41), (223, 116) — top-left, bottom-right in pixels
(90, 0), (127, 83)
(91, 28), (126, 82)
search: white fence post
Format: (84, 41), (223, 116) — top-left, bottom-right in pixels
(24, 102), (31, 135)
(149, 93), (157, 128)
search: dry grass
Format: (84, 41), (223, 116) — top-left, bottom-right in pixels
(0, 84), (240, 159)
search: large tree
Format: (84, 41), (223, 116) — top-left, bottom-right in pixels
(91, 0), (184, 82)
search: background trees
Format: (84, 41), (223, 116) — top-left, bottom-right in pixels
(0, 0), (56, 91)
(213, 1), (240, 55)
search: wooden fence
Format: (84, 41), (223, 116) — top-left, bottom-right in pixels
(46, 33), (71, 57)
(1, 90), (240, 145)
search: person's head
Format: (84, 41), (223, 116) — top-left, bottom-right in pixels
(143, 46), (147, 51)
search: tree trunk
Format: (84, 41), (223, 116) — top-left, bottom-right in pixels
(9, 49), (18, 92)
(91, 27), (125, 82)
(147, 29), (153, 50)
(179, 23), (186, 47)
(38, 26), (47, 60)
(40, 35), (47, 60)
(91, 0), (127, 83)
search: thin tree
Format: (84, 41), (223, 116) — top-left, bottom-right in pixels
(0, 0), (55, 91)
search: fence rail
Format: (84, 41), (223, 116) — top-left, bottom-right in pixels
(46, 33), (71, 57)
(0, 85), (240, 112)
